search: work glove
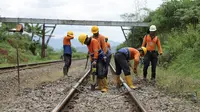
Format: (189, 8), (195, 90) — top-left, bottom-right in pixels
(103, 56), (107, 62)
(92, 60), (97, 66)
(128, 61), (131, 67)
(133, 68), (137, 74)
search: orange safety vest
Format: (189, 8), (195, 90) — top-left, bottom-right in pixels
(93, 34), (108, 54)
(106, 42), (111, 50)
(142, 34), (162, 54)
(87, 38), (104, 60)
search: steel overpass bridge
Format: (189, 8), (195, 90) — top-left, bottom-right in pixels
(0, 17), (149, 47)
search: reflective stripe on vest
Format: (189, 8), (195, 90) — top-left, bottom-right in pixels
(90, 49), (105, 60)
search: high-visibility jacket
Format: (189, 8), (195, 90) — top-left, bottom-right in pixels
(106, 42), (111, 57)
(87, 38), (104, 61)
(142, 34), (162, 54)
(106, 42), (111, 50)
(63, 36), (74, 55)
(93, 34), (107, 54)
(117, 47), (140, 69)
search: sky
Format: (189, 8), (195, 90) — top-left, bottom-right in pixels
(0, 0), (163, 43)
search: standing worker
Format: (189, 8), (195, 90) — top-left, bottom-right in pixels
(105, 36), (111, 59)
(63, 31), (74, 76)
(114, 47), (147, 89)
(105, 36), (111, 50)
(105, 36), (112, 77)
(91, 26), (108, 86)
(91, 26), (107, 55)
(78, 33), (108, 92)
(142, 25), (163, 82)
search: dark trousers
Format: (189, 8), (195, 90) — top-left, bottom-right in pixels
(91, 59), (106, 79)
(114, 52), (130, 76)
(143, 51), (158, 79)
(63, 54), (72, 69)
(105, 54), (112, 77)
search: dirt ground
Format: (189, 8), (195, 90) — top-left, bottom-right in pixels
(0, 59), (87, 111)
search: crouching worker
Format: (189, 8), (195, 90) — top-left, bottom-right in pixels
(78, 34), (108, 92)
(114, 47), (147, 89)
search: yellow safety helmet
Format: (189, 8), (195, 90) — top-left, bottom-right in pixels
(91, 26), (99, 34)
(78, 33), (87, 45)
(67, 31), (74, 37)
(105, 36), (108, 39)
(141, 47), (147, 55)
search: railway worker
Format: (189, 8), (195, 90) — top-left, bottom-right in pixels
(63, 31), (74, 76)
(78, 33), (108, 92)
(91, 25), (107, 55)
(91, 26), (108, 86)
(104, 36), (112, 77)
(114, 47), (147, 89)
(141, 25), (163, 82)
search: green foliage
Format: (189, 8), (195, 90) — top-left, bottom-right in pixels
(24, 23), (43, 41)
(72, 52), (87, 59)
(118, 0), (200, 98)
(116, 42), (128, 51)
(0, 23), (62, 66)
(163, 25), (200, 63)
(156, 68), (200, 99)
(148, 0), (200, 32)
(72, 46), (77, 53)
(162, 26), (200, 79)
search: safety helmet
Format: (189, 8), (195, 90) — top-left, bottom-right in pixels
(105, 36), (108, 39)
(149, 25), (157, 31)
(138, 47), (147, 55)
(91, 26), (99, 34)
(78, 33), (87, 45)
(141, 47), (147, 55)
(67, 31), (74, 37)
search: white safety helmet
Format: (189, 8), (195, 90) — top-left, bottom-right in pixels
(149, 25), (157, 31)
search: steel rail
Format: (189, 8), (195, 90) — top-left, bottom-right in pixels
(0, 58), (85, 70)
(52, 69), (91, 112)
(109, 64), (147, 112)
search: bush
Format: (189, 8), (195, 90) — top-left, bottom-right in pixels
(161, 25), (200, 79)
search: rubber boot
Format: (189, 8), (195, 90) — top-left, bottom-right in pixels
(115, 75), (122, 88)
(97, 79), (101, 90)
(125, 75), (137, 89)
(63, 67), (68, 76)
(103, 78), (108, 90)
(101, 78), (108, 92)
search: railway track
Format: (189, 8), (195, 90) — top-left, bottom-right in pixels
(0, 59), (88, 112)
(0, 59), (83, 74)
(1, 59), (199, 112)
(52, 64), (147, 112)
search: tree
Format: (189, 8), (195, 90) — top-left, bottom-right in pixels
(24, 23), (43, 41)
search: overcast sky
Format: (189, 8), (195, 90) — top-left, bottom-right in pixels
(0, 0), (163, 42)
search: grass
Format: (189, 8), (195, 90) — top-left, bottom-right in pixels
(136, 65), (200, 100)
(111, 57), (200, 100)
(156, 68), (200, 99)
(73, 52), (87, 59)
(0, 41), (86, 67)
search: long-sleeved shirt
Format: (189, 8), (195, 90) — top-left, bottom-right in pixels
(142, 34), (162, 54)
(87, 38), (104, 61)
(93, 34), (107, 54)
(106, 42), (111, 50)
